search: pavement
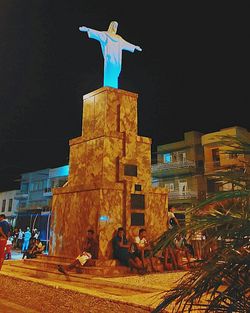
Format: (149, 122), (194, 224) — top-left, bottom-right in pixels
(0, 253), (187, 312)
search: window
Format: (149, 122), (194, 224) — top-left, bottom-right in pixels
(1, 199), (6, 212)
(124, 164), (137, 177)
(179, 180), (188, 195)
(8, 199), (13, 212)
(165, 183), (174, 191)
(38, 181), (43, 190)
(21, 183), (29, 193)
(34, 182), (39, 191)
(163, 153), (171, 163)
(131, 213), (145, 226)
(30, 183), (34, 191)
(131, 194), (145, 209)
(212, 148), (220, 163)
(178, 152), (186, 163)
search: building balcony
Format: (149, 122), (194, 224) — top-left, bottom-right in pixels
(204, 161), (246, 175)
(168, 190), (198, 200)
(14, 191), (29, 200)
(152, 160), (196, 178)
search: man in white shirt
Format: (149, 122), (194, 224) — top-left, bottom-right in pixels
(134, 229), (158, 272)
(167, 206), (180, 229)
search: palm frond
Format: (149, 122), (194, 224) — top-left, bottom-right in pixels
(151, 137), (250, 312)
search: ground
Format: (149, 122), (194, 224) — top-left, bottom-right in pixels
(0, 249), (185, 312)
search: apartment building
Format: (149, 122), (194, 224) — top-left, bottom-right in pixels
(202, 126), (250, 193)
(14, 165), (69, 249)
(0, 189), (19, 226)
(152, 131), (207, 221)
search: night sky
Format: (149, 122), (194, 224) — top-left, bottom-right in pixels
(0, 1), (249, 190)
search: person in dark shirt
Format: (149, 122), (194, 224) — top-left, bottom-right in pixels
(0, 214), (11, 270)
(58, 229), (98, 274)
(112, 227), (145, 274)
(82, 229), (98, 260)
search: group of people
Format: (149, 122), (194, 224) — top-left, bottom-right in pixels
(0, 206), (205, 275)
(22, 237), (45, 259)
(112, 227), (159, 274)
(11, 227), (40, 251)
(0, 215), (45, 270)
(57, 206), (206, 276)
(57, 227), (160, 276)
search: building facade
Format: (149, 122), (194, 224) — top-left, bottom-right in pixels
(202, 126), (250, 193)
(0, 189), (19, 227)
(152, 131), (207, 222)
(14, 165), (69, 249)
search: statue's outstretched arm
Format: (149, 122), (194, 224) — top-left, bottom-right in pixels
(79, 26), (106, 43)
(122, 39), (143, 53)
(135, 46), (142, 52)
(79, 26), (89, 32)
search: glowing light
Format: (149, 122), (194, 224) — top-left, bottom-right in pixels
(100, 215), (109, 221)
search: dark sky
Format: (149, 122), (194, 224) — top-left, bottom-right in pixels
(0, 1), (249, 190)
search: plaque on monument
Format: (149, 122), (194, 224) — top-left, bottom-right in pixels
(124, 164), (137, 177)
(131, 213), (145, 226)
(131, 194), (145, 209)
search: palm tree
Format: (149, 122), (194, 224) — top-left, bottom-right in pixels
(151, 136), (250, 313)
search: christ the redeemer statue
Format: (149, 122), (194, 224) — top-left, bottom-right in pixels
(79, 21), (142, 88)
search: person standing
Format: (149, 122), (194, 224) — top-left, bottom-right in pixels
(167, 206), (180, 229)
(0, 214), (11, 270)
(12, 227), (19, 249)
(17, 228), (24, 249)
(22, 227), (31, 253)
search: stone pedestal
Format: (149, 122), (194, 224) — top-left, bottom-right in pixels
(49, 87), (168, 259)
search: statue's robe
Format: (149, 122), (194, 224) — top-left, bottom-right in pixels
(86, 28), (137, 88)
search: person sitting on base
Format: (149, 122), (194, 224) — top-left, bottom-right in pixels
(30, 239), (45, 258)
(112, 227), (146, 274)
(22, 238), (36, 259)
(58, 229), (98, 274)
(133, 228), (159, 272)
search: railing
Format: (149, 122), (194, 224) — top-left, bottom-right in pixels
(14, 191), (28, 199)
(204, 161), (246, 173)
(168, 190), (198, 200)
(152, 160), (196, 172)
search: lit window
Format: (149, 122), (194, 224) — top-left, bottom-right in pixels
(163, 153), (171, 163)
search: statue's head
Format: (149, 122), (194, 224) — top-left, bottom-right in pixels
(108, 21), (118, 34)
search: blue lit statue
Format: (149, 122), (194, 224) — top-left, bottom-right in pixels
(79, 21), (142, 88)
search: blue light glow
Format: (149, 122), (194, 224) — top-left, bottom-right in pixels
(49, 165), (69, 178)
(100, 215), (109, 221)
